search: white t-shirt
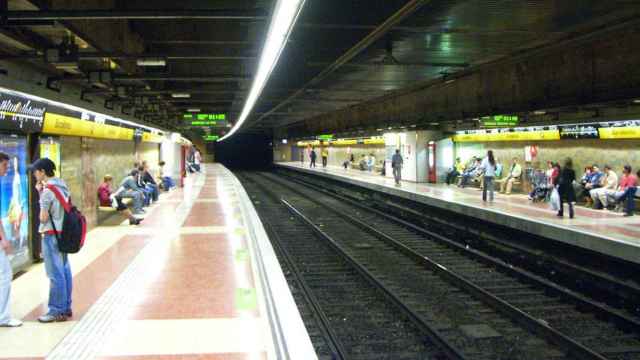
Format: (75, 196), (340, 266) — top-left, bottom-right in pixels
(194, 151), (202, 165)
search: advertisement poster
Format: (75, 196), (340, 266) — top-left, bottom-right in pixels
(0, 134), (30, 270)
(40, 138), (61, 177)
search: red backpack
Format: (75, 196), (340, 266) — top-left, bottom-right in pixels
(46, 185), (87, 254)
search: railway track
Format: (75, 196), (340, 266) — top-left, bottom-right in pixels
(240, 173), (462, 360)
(240, 171), (640, 360)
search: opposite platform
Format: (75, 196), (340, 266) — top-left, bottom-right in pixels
(276, 162), (640, 265)
(1, 164), (315, 360)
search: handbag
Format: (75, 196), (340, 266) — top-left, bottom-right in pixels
(550, 187), (561, 211)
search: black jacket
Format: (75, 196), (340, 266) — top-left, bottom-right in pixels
(557, 167), (576, 202)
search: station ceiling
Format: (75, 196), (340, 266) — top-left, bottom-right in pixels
(1, 1), (639, 139)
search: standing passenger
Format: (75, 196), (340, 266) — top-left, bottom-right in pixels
(480, 151), (496, 202)
(309, 148), (317, 168)
(556, 158), (576, 218)
(391, 149), (403, 185)
(321, 147), (329, 168)
(368, 153), (376, 172)
(0, 152), (22, 327)
(31, 158), (73, 322)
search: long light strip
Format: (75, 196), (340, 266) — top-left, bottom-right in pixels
(218, 0), (306, 142)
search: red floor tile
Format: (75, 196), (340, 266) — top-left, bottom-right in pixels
(129, 234), (258, 319)
(182, 203), (227, 227)
(23, 235), (151, 321)
(96, 354), (266, 360)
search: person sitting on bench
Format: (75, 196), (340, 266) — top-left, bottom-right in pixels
(446, 157), (465, 185)
(498, 157), (522, 194)
(98, 175), (142, 225)
(459, 158), (481, 188)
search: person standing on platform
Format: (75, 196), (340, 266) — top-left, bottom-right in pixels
(321, 147), (329, 168)
(391, 149), (403, 185)
(368, 153), (376, 172)
(300, 149), (304, 165)
(480, 150), (496, 202)
(309, 148), (317, 168)
(555, 158), (576, 218)
(0, 152), (22, 327)
(193, 148), (202, 172)
(32, 158), (73, 323)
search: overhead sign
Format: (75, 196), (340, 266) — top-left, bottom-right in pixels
(453, 128), (560, 142)
(204, 135), (220, 142)
(559, 124), (600, 139)
(599, 126), (640, 139)
(481, 115), (519, 128)
(317, 134), (334, 141)
(42, 113), (134, 140)
(0, 92), (46, 132)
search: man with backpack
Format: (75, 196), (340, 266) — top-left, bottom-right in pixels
(32, 158), (73, 323)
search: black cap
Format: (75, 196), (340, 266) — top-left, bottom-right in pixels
(29, 158), (56, 173)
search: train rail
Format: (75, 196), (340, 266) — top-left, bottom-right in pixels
(240, 170), (640, 360)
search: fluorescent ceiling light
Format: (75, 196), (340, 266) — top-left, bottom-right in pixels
(219, 0), (306, 142)
(633, 99), (640, 104)
(136, 58), (166, 67)
(187, 108), (201, 112)
(171, 93), (191, 98)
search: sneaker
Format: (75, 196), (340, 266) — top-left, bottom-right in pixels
(0, 319), (23, 327)
(38, 313), (68, 323)
(129, 218), (143, 225)
(623, 213), (634, 217)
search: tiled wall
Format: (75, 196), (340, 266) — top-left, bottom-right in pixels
(455, 139), (640, 175)
(282, 145), (386, 167)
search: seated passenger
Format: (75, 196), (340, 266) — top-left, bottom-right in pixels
(590, 165), (618, 209)
(609, 165), (638, 215)
(359, 155), (367, 171)
(367, 153), (376, 172)
(498, 157), (523, 194)
(141, 162), (160, 201)
(98, 175), (142, 225)
(580, 165), (603, 206)
(528, 168), (548, 201)
(158, 161), (175, 190)
(445, 157), (465, 186)
(458, 158), (481, 188)
(118, 169), (145, 215)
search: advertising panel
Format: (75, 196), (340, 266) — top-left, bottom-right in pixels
(0, 134), (30, 271)
(40, 137), (61, 177)
(0, 92), (46, 133)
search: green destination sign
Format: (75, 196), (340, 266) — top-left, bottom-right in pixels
(482, 115), (519, 127)
(204, 135), (220, 142)
(317, 134), (334, 141)
(191, 120), (219, 126)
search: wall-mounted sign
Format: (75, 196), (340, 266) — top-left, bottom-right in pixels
(317, 134), (334, 141)
(453, 128), (560, 142)
(559, 124), (600, 139)
(0, 93), (46, 132)
(42, 112), (134, 141)
(481, 115), (519, 128)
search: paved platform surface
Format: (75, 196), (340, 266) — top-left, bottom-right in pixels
(1, 164), (315, 360)
(276, 162), (640, 265)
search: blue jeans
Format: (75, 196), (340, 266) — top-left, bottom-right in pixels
(617, 187), (637, 214)
(483, 176), (494, 201)
(42, 234), (72, 316)
(0, 249), (12, 324)
(162, 176), (175, 190)
(146, 183), (159, 202)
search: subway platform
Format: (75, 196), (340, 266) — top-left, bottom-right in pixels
(1, 164), (315, 360)
(276, 162), (640, 266)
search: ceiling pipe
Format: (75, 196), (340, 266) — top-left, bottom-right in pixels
(3, 9), (267, 21)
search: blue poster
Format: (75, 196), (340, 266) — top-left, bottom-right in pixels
(0, 134), (30, 270)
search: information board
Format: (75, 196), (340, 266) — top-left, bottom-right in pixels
(0, 92), (46, 132)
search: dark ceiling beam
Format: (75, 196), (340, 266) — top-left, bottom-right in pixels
(3, 9), (267, 21)
(115, 74), (250, 82)
(299, 23), (566, 36)
(306, 61), (469, 68)
(148, 40), (257, 46)
(0, 51), (257, 60)
(280, 18), (640, 137)
(247, 0), (432, 130)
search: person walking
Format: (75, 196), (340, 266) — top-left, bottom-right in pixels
(321, 147), (329, 168)
(309, 148), (317, 168)
(32, 158), (73, 322)
(480, 150), (497, 202)
(391, 149), (403, 185)
(556, 158), (576, 218)
(0, 152), (22, 327)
